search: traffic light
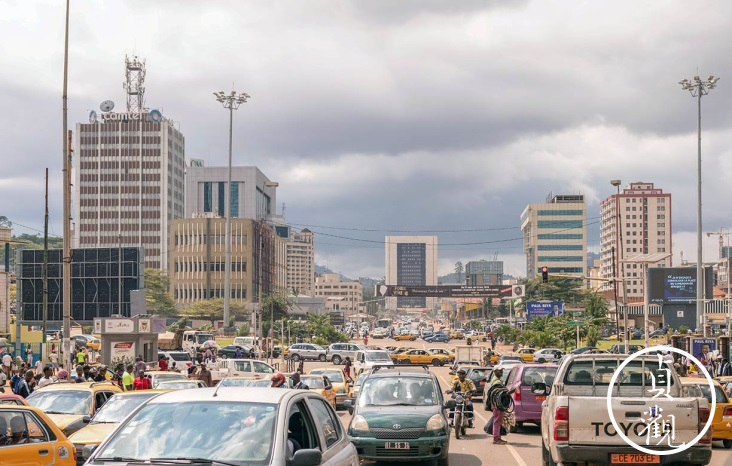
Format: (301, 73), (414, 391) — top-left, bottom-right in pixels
(541, 266), (549, 283)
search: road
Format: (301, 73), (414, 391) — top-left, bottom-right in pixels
(296, 335), (732, 465)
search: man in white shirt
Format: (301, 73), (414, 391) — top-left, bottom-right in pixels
(2, 352), (12, 378)
(35, 358), (43, 375)
(49, 351), (59, 371)
(38, 366), (55, 388)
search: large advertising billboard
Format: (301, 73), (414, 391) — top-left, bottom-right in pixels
(526, 302), (563, 320)
(647, 267), (713, 304)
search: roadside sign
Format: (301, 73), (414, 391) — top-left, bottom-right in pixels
(566, 321), (584, 326)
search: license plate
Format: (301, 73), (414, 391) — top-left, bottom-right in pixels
(535, 395), (546, 401)
(385, 442), (410, 449)
(610, 453), (660, 464)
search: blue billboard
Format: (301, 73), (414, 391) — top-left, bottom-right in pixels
(526, 302), (563, 321)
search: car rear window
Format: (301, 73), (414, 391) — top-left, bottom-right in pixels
(564, 359), (675, 386)
(699, 384), (728, 404)
(520, 367), (557, 386)
(169, 353), (191, 362)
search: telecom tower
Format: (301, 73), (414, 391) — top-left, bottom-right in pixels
(124, 55), (146, 113)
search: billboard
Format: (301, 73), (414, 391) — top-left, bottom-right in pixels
(648, 267), (713, 304)
(690, 338), (716, 370)
(376, 284), (521, 299)
(526, 302), (563, 320)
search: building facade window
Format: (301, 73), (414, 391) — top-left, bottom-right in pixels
(537, 220), (584, 229)
(217, 182), (225, 217)
(230, 182), (239, 218)
(203, 182), (212, 213)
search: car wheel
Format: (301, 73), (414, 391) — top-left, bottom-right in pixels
(538, 357), (546, 364)
(542, 440), (555, 466)
(432, 359), (441, 366)
(724, 439), (732, 449)
(332, 355), (342, 365)
(509, 423), (519, 433)
(319, 354), (327, 362)
(292, 354), (301, 362)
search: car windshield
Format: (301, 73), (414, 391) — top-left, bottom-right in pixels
(196, 334), (213, 344)
(157, 381), (199, 389)
(359, 376), (438, 407)
(313, 371), (343, 383)
(152, 373), (187, 387)
(699, 384), (727, 404)
(218, 378), (256, 387)
(27, 390), (91, 415)
(301, 376), (325, 389)
(564, 360), (675, 386)
(520, 367), (557, 386)
(96, 401), (277, 463)
(501, 356), (522, 362)
(249, 380), (273, 387)
(168, 353), (191, 362)
(92, 393), (158, 424)
(365, 351), (390, 361)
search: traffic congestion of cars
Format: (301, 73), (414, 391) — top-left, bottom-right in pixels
(2, 317), (731, 466)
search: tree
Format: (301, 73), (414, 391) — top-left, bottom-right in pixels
(262, 295), (290, 338)
(180, 298), (248, 327)
(144, 268), (177, 317)
(585, 324), (600, 347)
(454, 261), (464, 283)
(0, 216), (11, 227)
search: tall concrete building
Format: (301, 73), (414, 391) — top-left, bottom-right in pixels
(74, 110), (185, 270)
(184, 166), (277, 221)
(465, 260), (503, 286)
(600, 182), (672, 300)
(314, 273), (363, 322)
(168, 217), (275, 305)
(385, 236), (438, 310)
(522, 194), (587, 279)
(286, 229), (315, 296)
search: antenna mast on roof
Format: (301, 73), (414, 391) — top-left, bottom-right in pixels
(124, 55), (147, 113)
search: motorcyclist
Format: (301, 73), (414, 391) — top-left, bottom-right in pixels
(448, 368), (476, 428)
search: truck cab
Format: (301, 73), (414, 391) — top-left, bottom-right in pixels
(182, 330), (214, 357)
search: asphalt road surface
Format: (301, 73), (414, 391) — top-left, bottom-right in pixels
(294, 335), (732, 466)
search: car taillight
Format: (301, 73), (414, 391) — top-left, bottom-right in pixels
(699, 407), (712, 445)
(514, 389), (521, 401)
(724, 406), (732, 418)
(553, 406), (569, 441)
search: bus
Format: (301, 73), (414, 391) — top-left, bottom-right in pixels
(375, 318), (392, 329)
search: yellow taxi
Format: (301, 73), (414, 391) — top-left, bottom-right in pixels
(67, 390), (169, 463)
(680, 377), (732, 448)
(516, 348), (536, 363)
(393, 333), (416, 341)
(449, 330), (464, 339)
(308, 368), (351, 408)
(299, 374), (337, 409)
(347, 369), (372, 404)
(0, 405), (76, 465)
(395, 349), (450, 366)
(25, 381), (122, 436)
(428, 348), (455, 362)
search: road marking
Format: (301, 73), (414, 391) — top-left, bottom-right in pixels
(506, 444), (529, 466)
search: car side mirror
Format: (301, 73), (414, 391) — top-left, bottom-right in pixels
(444, 399), (457, 410)
(531, 382), (548, 395)
(82, 444), (97, 460)
(448, 371), (455, 375)
(82, 415), (92, 424)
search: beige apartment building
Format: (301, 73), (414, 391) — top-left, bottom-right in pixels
(600, 182), (672, 300)
(522, 194), (587, 280)
(314, 273), (363, 319)
(286, 228), (315, 296)
(168, 216), (275, 305)
(384, 236), (438, 310)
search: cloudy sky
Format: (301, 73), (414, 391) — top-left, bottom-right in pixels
(2, 0), (732, 280)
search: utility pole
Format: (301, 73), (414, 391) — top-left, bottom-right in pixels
(61, 0), (71, 379)
(42, 169), (48, 349)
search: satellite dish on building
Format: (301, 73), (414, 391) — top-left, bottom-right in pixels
(100, 100), (115, 112)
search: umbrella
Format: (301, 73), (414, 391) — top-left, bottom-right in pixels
(203, 340), (218, 348)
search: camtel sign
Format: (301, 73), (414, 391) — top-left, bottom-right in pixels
(89, 100), (163, 124)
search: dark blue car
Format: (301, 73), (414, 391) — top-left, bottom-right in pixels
(424, 332), (450, 343)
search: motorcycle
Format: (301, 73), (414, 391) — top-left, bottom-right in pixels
(446, 390), (472, 439)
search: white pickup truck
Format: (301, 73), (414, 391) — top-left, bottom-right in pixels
(539, 353), (712, 466)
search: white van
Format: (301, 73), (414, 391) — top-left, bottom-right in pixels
(354, 350), (394, 374)
(233, 336), (256, 347)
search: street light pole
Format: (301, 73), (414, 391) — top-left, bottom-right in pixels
(213, 91), (250, 328)
(679, 75), (720, 337)
(611, 179), (629, 354)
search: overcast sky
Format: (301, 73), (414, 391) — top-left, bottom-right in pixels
(2, 0), (732, 280)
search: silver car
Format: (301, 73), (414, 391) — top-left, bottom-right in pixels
(326, 343), (365, 365)
(82, 387), (359, 465)
(287, 343), (327, 362)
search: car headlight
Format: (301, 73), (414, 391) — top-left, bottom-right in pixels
(425, 414), (446, 433)
(350, 415), (370, 436)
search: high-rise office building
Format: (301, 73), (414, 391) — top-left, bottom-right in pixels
(74, 110), (185, 270)
(286, 229), (315, 296)
(385, 236), (438, 310)
(600, 182), (672, 299)
(465, 260), (504, 286)
(522, 194), (587, 279)
(184, 166), (277, 221)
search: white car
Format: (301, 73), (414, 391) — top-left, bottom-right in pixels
(533, 348), (564, 363)
(82, 387), (360, 466)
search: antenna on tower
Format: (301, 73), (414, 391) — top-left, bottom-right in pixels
(282, 202), (286, 218)
(124, 55), (147, 113)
